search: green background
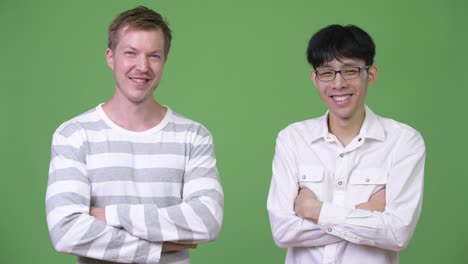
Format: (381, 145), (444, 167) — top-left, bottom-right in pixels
(1, 0), (467, 263)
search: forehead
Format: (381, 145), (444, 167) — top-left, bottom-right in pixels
(318, 57), (366, 69)
(115, 27), (165, 49)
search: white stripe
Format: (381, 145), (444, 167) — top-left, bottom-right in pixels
(73, 111), (102, 123)
(118, 232), (139, 261)
(87, 153), (186, 170)
(147, 243), (163, 263)
(171, 114), (199, 125)
(179, 203), (209, 241)
(184, 178), (222, 197)
(53, 131), (86, 149)
(187, 157), (216, 171)
(198, 196), (224, 227)
(46, 181), (90, 200)
(49, 158), (86, 174)
(84, 130), (207, 144)
(130, 205), (148, 238)
(86, 226), (113, 259)
(91, 181), (182, 197)
(47, 204), (88, 230)
(54, 214), (94, 251)
(159, 209), (179, 241)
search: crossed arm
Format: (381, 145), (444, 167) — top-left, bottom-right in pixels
(294, 187), (386, 224)
(46, 126), (223, 263)
(89, 208), (198, 252)
(267, 129), (425, 251)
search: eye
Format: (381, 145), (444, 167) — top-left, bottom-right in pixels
(149, 54), (161, 59)
(318, 70), (333, 77)
(343, 68), (359, 75)
(124, 51), (136, 56)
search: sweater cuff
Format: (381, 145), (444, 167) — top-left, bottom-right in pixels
(105, 205), (120, 227)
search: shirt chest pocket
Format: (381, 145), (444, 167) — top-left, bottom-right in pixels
(298, 166), (325, 199)
(349, 168), (387, 205)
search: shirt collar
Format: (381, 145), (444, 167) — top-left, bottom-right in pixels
(359, 105), (385, 141)
(309, 105), (385, 143)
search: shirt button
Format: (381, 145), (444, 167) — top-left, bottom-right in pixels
(302, 175), (306, 179)
(327, 228), (333, 232)
(365, 178), (370, 182)
(339, 153), (344, 158)
(338, 181), (343, 186)
(358, 138), (362, 142)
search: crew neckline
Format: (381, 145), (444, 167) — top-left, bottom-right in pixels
(96, 103), (172, 137)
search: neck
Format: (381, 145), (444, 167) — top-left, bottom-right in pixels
(328, 108), (365, 147)
(102, 94), (166, 132)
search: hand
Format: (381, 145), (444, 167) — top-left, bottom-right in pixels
(90, 207), (107, 223)
(356, 188), (386, 212)
(294, 188), (323, 224)
(162, 242), (198, 252)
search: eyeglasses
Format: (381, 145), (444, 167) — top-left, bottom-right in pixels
(314, 66), (371, 82)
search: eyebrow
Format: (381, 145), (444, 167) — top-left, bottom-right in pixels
(318, 63), (361, 69)
(123, 46), (163, 54)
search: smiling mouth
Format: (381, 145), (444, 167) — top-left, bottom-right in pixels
(129, 77), (151, 83)
(332, 95), (352, 102)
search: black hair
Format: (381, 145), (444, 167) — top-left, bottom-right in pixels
(306, 24), (375, 69)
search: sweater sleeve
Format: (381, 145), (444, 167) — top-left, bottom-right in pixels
(46, 124), (162, 263)
(104, 125), (224, 243)
(267, 130), (343, 248)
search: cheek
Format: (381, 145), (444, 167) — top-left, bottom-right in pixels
(316, 87), (329, 98)
(152, 63), (165, 74)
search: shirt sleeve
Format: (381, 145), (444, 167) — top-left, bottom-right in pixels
(105, 126), (224, 244)
(267, 130), (343, 248)
(46, 126), (162, 264)
(317, 129), (426, 252)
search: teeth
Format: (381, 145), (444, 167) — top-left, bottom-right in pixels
(334, 95), (350, 102)
(130, 78), (148, 83)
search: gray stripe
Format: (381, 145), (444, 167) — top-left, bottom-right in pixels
(185, 167), (219, 183)
(72, 220), (107, 255)
(49, 214), (80, 246)
(77, 256), (121, 264)
(88, 167), (184, 183)
(144, 205), (163, 241)
(51, 145), (86, 163)
(59, 119), (110, 137)
(133, 240), (151, 263)
(87, 141), (190, 156)
(190, 144), (215, 159)
(185, 189), (224, 209)
(48, 168), (89, 185)
(102, 229), (126, 261)
(166, 206), (194, 242)
(117, 205), (132, 234)
(91, 196), (181, 208)
(46, 193), (90, 215)
(189, 199), (221, 240)
(163, 122), (210, 138)
(160, 250), (189, 264)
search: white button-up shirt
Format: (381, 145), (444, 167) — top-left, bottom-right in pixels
(267, 106), (425, 264)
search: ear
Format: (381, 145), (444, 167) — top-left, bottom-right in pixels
(367, 65), (378, 86)
(105, 48), (114, 70)
(310, 69), (319, 88)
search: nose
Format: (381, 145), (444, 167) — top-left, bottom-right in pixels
(136, 55), (149, 72)
(331, 72), (348, 89)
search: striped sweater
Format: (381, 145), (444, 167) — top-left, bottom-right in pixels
(46, 104), (224, 264)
